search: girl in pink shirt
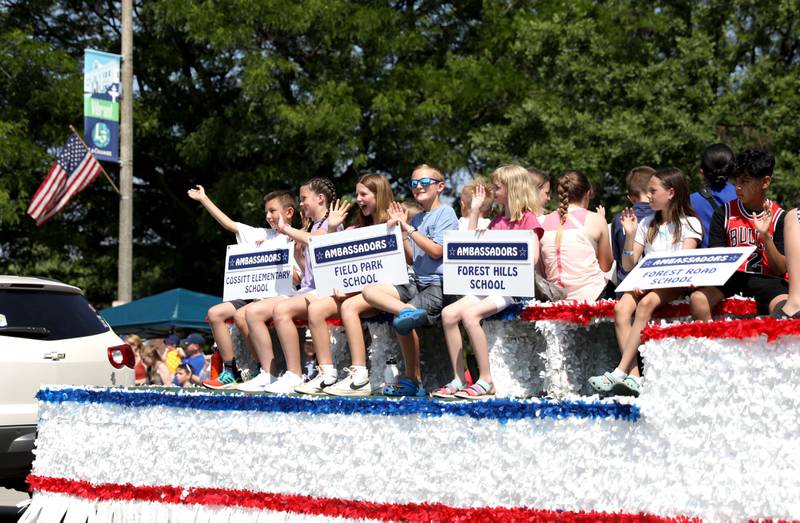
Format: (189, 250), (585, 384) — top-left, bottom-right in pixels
(539, 170), (612, 302)
(434, 165), (543, 400)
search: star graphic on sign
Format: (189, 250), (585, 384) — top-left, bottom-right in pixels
(447, 245), (458, 258)
(518, 244), (528, 259)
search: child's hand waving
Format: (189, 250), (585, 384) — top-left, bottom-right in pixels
(620, 208), (638, 236)
(471, 184), (487, 213)
(187, 185), (207, 201)
(326, 199), (351, 230)
(387, 201), (408, 228)
(753, 201), (773, 238)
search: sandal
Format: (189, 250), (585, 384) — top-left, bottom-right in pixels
(431, 379), (463, 399)
(615, 376), (641, 397)
(383, 376), (426, 397)
(453, 379), (495, 400)
(773, 301), (800, 320)
(588, 372), (620, 394)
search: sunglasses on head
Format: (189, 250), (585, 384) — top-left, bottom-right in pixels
(408, 177), (443, 190)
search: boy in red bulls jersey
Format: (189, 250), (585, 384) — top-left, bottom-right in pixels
(690, 149), (788, 318)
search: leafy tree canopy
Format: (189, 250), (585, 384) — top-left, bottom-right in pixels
(1, 0), (798, 305)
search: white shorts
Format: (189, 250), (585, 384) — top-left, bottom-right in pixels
(462, 294), (515, 312)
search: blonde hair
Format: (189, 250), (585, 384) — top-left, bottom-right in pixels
(491, 165), (541, 221)
(461, 177), (493, 216)
(412, 163), (444, 181)
(125, 334), (144, 352)
(557, 170), (592, 225)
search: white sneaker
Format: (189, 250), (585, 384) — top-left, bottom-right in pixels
(324, 367), (371, 397)
(295, 368), (339, 396)
(262, 371), (304, 394)
(236, 370), (277, 393)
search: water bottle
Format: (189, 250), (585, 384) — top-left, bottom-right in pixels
(384, 358), (400, 386)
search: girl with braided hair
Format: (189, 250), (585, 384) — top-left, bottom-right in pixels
(243, 177), (349, 394)
(538, 170), (612, 302)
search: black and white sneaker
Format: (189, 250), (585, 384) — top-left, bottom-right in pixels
(294, 368), (339, 396)
(323, 366), (371, 397)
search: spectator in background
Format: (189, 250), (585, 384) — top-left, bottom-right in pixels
(142, 344), (172, 386)
(162, 334), (183, 374)
(173, 333), (206, 386)
(611, 166), (655, 288)
(690, 144), (737, 248)
(174, 363), (194, 388)
(125, 334), (147, 386)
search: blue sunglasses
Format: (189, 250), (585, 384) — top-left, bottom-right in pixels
(408, 177), (443, 190)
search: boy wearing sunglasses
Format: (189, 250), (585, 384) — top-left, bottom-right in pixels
(362, 164), (459, 396)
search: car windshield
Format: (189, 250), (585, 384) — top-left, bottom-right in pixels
(0, 289), (109, 341)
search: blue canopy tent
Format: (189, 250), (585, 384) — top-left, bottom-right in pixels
(99, 288), (221, 336)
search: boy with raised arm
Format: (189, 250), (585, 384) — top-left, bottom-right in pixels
(187, 185), (300, 389)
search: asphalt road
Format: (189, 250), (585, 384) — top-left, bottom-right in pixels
(0, 487), (28, 521)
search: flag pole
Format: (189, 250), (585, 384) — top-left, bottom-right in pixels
(68, 124), (121, 195)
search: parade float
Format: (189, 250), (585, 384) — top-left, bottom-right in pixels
(20, 296), (800, 522)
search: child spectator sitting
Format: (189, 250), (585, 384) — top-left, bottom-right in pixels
(362, 164), (459, 396)
(161, 334), (183, 375)
(690, 143), (738, 248)
(458, 177), (492, 230)
(141, 344), (172, 386)
(539, 170), (612, 302)
(611, 167), (655, 288)
(690, 149), (788, 318)
(174, 333), (206, 386)
(174, 363), (194, 388)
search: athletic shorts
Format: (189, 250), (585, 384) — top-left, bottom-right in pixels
(394, 279), (454, 326)
(719, 271), (788, 315)
(228, 299), (254, 310)
(462, 294), (516, 312)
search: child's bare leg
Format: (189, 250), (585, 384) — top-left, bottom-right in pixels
(273, 294), (317, 376)
(307, 297), (338, 366)
(232, 306), (258, 361)
(208, 302), (237, 362)
(690, 287), (724, 322)
(362, 284), (412, 315)
(461, 298), (502, 384)
(245, 296), (285, 375)
(339, 295), (374, 367)
(397, 330), (420, 382)
(781, 210), (800, 315)
(618, 288), (685, 375)
(614, 292), (638, 353)
(440, 297), (479, 382)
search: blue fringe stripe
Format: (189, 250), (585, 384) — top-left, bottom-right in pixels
(36, 387), (639, 423)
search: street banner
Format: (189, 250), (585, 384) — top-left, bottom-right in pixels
(443, 230), (536, 297)
(309, 224), (408, 296)
(223, 239), (295, 301)
(615, 246), (757, 293)
(83, 49), (121, 163)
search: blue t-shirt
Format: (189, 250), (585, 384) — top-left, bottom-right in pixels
(409, 205), (459, 285)
(690, 183), (737, 248)
(172, 353), (205, 385)
(611, 201), (654, 284)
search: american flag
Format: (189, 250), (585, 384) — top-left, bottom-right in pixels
(27, 132), (103, 226)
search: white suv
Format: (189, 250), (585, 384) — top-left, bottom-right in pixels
(0, 276), (135, 489)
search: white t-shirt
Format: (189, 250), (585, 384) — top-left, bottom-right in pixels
(458, 216), (491, 231)
(634, 215), (702, 255)
(234, 222), (301, 283)
(235, 222), (270, 245)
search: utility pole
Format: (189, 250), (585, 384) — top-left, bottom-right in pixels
(118, 0), (133, 303)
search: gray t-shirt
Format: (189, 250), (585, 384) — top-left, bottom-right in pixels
(410, 205), (459, 285)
